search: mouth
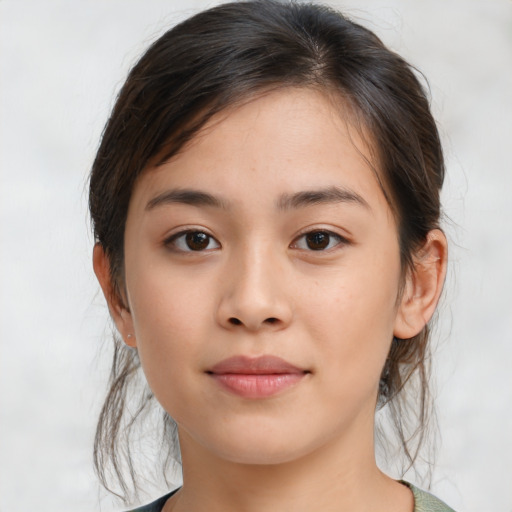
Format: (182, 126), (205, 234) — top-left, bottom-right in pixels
(206, 355), (310, 399)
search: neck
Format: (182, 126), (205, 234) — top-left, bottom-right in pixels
(165, 423), (413, 512)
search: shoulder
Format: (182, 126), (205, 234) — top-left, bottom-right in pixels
(125, 483), (456, 512)
(125, 488), (178, 512)
(401, 481), (456, 512)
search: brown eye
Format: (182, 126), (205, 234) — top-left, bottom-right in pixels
(167, 230), (220, 252)
(185, 231), (210, 250)
(305, 231), (330, 250)
(292, 230), (346, 251)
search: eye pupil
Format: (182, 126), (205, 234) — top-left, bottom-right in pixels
(186, 231), (210, 250)
(306, 231), (329, 250)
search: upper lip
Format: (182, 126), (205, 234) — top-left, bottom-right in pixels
(208, 355), (307, 375)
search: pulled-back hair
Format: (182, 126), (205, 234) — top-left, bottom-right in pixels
(89, 0), (444, 500)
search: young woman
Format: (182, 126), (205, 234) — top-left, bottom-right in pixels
(89, 1), (454, 511)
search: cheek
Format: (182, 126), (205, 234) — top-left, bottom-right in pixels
(301, 251), (401, 383)
(128, 255), (214, 333)
(125, 265), (214, 392)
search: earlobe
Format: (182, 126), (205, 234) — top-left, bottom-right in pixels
(393, 229), (448, 339)
(93, 243), (137, 347)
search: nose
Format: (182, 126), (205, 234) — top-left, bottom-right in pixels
(216, 244), (293, 332)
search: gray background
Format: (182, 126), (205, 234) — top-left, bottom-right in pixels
(0, 1), (511, 510)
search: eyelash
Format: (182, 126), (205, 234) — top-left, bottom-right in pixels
(164, 229), (349, 253)
(291, 230), (349, 251)
(164, 230), (220, 252)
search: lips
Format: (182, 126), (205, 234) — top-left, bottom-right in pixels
(207, 355), (309, 398)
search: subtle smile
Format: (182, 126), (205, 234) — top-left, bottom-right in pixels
(207, 355), (310, 399)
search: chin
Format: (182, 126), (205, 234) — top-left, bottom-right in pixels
(200, 425), (322, 466)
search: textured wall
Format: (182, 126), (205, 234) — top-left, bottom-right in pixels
(0, 1), (510, 511)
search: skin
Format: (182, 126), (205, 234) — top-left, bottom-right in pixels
(94, 88), (447, 512)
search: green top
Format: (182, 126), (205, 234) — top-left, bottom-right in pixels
(401, 481), (456, 512)
(127, 481), (455, 512)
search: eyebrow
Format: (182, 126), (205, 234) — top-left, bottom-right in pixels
(145, 185), (370, 212)
(145, 188), (229, 211)
(277, 186), (371, 211)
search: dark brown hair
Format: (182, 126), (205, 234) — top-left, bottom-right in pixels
(89, 0), (445, 500)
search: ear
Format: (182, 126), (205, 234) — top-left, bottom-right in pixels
(93, 243), (136, 347)
(393, 229), (448, 339)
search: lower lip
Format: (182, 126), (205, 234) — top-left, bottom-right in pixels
(210, 373), (305, 398)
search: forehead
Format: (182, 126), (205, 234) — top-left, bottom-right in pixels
(130, 87), (388, 215)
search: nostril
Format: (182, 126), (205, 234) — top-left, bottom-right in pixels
(227, 317), (280, 327)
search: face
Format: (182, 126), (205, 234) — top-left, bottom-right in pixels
(119, 88), (406, 465)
